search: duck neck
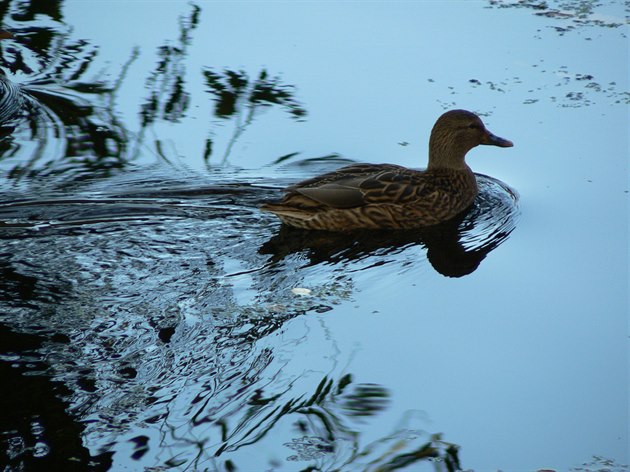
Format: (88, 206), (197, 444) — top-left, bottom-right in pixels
(427, 136), (473, 171)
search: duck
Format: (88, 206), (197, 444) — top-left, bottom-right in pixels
(261, 109), (513, 231)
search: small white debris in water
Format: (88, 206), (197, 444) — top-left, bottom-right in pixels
(291, 287), (311, 296)
(267, 303), (286, 313)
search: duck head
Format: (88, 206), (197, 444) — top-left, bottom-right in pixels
(428, 109), (513, 170)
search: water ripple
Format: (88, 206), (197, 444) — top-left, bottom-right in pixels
(0, 169), (515, 469)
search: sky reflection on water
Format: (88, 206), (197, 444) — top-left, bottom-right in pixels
(0, 1), (628, 471)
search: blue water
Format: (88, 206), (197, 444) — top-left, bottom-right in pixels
(0, 1), (627, 471)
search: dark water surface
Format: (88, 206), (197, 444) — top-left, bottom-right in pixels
(0, 1), (627, 471)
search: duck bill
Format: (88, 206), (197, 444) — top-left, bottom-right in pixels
(481, 130), (513, 148)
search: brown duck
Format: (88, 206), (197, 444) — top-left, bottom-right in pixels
(261, 109), (513, 231)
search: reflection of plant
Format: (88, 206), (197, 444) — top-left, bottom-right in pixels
(0, 0), (63, 74)
(341, 382), (390, 418)
(347, 431), (461, 472)
(0, 2), (207, 180)
(211, 374), (461, 471)
(140, 5), (201, 128)
(203, 68), (306, 120)
(1, 1), (309, 179)
(202, 68), (307, 163)
(0, 0), (141, 181)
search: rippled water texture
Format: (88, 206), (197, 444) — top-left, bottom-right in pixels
(0, 1), (627, 471)
(0, 170), (516, 471)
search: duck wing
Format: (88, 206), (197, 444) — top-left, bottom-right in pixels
(287, 163), (403, 189)
(292, 165), (432, 209)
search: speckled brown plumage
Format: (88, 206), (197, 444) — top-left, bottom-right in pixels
(262, 109), (513, 231)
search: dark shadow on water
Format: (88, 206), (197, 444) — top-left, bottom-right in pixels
(0, 324), (113, 471)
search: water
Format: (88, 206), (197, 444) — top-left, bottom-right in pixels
(0, 1), (627, 471)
